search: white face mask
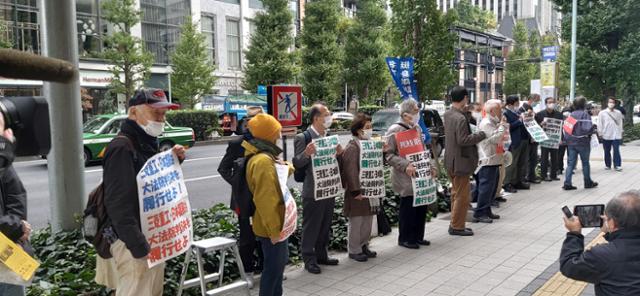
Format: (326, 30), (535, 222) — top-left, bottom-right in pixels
(323, 115), (333, 129)
(362, 129), (373, 140)
(608, 103), (616, 109)
(547, 103), (556, 110)
(406, 113), (420, 126)
(140, 120), (165, 137)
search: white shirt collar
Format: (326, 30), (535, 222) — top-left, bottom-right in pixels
(310, 125), (326, 137)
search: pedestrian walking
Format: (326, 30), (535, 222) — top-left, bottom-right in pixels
(244, 114), (291, 296)
(535, 97), (563, 181)
(102, 89), (184, 296)
(385, 99), (434, 247)
(598, 97), (624, 171)
(293, 103), (342, 274)
(444, 86), (486, 236)
(340, 113), (379, 262)
(473, 99), (508, 223)
(217, 106), (264, 287)
(562, 96), (598, 190)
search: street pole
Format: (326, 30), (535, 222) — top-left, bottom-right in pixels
(569, 0), (577, 102)
(42, 0), (86, 231)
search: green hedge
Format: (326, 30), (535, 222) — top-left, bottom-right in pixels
(166, 110), (218, 141)
(623, 123), (640, 143)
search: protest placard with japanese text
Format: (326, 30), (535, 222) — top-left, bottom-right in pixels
(524, 116), (549, 142)
(276, 164), (297, 241)
(359, 140), (385, 199)
(312, 135), (343, 200)
(394, 129), (436, 207)
(0, 231), (39, 283)
(540, 118), (563, 149)
(137, 150), (193, 268)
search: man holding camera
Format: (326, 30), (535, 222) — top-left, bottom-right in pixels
(0, 113), (32, 296)
(560, 190), (640, 295)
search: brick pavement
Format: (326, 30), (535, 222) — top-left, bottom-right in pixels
(216, 141), (640, 296)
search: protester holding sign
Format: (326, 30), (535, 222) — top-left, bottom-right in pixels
(473, 100), (508, 223)
(244, 114), (293, 296)
(535, 97), (564, 182)
(101, 89), (183, 296)
(385, 99), (436, 249)
(562, 97), (598, 190)
(340, 114), (381, 262)
(519, 94), (542, 184)
(503, 95), (530, 193)
(293, 103), (343, 274)
(444, 87), (486, 236)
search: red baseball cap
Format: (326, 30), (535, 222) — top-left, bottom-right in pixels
(129, 88), (180, 110)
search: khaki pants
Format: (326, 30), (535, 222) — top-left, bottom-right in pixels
(105, 240), (165, 296)
(95, 256), (118, 290)
(347, 215), (373, 254)
(496, 164), (505, 198)
(449, 173), (471, 230)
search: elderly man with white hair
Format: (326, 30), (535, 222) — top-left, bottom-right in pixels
(472, 99), (509, 223)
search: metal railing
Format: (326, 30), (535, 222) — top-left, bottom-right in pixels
(1, 20), (41, 55)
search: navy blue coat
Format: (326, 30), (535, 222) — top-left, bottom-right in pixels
(503, 108), (527, 150)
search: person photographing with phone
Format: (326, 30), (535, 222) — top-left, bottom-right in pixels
(560, 190), (640, 295)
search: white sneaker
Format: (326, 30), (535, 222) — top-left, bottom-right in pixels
(245, 272), (254, 289)
(605, 167), (611, 170)
(615, 167), (623, 172)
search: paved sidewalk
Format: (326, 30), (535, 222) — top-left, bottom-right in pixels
(223, 141), (640, 296)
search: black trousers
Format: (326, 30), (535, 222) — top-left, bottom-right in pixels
(558, 145), (567, 171)
(526, 142), (539, 181)
(301, 197), (335, 264)
(540, 147), (559, 179)
(238, 217), (263, 273)
(398, 196), (427, 244)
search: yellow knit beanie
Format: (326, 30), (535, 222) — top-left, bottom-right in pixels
(248, 113), (282, 142)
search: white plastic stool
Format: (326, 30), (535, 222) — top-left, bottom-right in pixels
(177, 237), (251, 296)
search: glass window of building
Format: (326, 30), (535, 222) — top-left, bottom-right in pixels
(217, 0), (240, 4)
(226, 19), (241, 69)
(140, 0), (191, 64)
(201, 14), (216, 65)
(464, 66), (476, 81)
(76, 0), (100, 58)
(249, 0), (264, 9)
(0, 0), (39, 54)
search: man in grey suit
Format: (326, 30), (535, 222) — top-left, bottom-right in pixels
(293, 103), (343, 274)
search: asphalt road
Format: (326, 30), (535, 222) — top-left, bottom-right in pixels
(16, 134), (352, 229)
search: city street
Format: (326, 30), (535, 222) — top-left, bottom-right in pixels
(16, 134), (353, 228)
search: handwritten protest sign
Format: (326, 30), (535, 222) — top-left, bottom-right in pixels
(563, 115), (577, 135)
(359, 140), (385, 199)
(394, 129), (437, 207)
(540, 118), (563, 149)
(524, 116), (549, 142)
(0, 232), (39, 283)
(276, 164), (297, 242)
(312, 135), (343, 200)
(137, 150), (192, 268)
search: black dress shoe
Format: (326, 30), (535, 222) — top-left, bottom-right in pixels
(527, 178), (542, 184)
(417, 239), (431, 246)
(503, 184), (518, 193)
(398, 242), (420, 249)
(514, 182), (530, 190)
(317, 258), (339, 266)
(305, 263), (321, 274)
(362, 245), (377, 258)
(544, 177), (552, 182)
(448, 227), (474, 236)
(472, 216), (493, 223)
(491, 201), (500, 208)
(585, 181), (599, 189)
(563, 185), (577, 190)
(488, 213), (500, 219)
(495, 196), (508, 202)
(551, 177), (561, 181)
(348, 253), (368, 262)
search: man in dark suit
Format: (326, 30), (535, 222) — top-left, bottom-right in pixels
(217, 106), (264, 286)
(293, 103), (343, 274)
(503, 95), (530, 193)
(519, 94), (542, 184)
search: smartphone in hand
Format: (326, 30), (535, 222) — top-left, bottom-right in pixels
(562, 206), (573, 219)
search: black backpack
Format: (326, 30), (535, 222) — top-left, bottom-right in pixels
(294, 130), (312, 183)
(83, 135), (135, 259)
(230, 155), (256, 218)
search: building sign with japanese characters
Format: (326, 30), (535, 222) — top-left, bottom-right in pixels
(394, 129), (437, 207)
(359, 140), (385, 199)
(137, 150), (193, 268)
(311, 135), (344, 201)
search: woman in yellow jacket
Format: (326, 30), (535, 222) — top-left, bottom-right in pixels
(245, 114), (292, 296)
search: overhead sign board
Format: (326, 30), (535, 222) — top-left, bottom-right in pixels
(268, 85), (303, 127)
(542, 46), (559, 61)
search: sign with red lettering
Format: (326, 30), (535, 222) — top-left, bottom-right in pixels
(268, 85), (303, 127)
(275, 164), (297, 241)
(395, 128), (424, 157)
(137, 150), (193, 268)
(563, 115), (577, 135)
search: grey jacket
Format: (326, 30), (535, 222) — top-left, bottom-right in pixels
(293, 128), (323, 200)
(385, 123), (425, 198)
(477, 117), (507, 167)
